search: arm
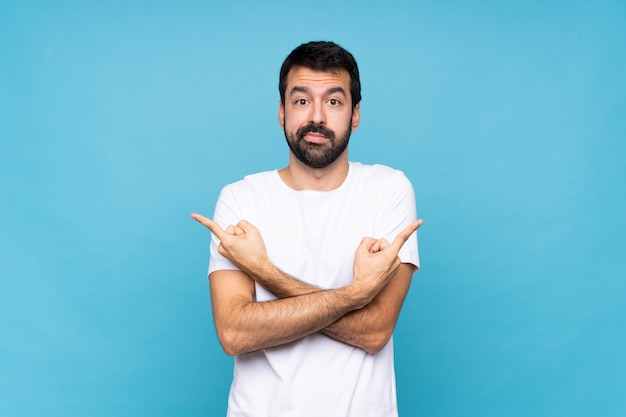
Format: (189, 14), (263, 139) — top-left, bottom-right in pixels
(193, 213), (421, 354)
(208, 268), (365, 356)
(316, 264), (414, 354)
(252, 262), (415, 354)
(223, 228), (415, 353)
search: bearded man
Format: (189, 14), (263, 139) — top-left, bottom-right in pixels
(192, 41), (422, 417)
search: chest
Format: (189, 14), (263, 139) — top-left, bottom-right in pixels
(249, 191), (376, 289)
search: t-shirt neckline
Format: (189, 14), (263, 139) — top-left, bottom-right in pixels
(273, 161), (356, 194)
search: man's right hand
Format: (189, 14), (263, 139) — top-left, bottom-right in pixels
(349, 220), (423, 308)
(191, 213), (271, 276)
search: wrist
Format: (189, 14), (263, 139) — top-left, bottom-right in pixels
(244, 256), (277, 283)
(342, 282), (370, 310)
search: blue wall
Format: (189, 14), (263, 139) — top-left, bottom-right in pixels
(1, 1), (624, 416)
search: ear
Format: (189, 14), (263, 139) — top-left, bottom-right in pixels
(351, 103), (361, 131)
(278, 100), (285, 130)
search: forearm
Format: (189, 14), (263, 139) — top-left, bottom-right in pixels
(246, 262), (321, 298)
(213, 281), (363, 356)
(245, 262), (412, 353)
(324, 264), (413, 352)
(322, 307), (386, 352)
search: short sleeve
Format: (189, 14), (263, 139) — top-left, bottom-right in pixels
(374, 170), (420, 272)
(208, 186), (241, 276)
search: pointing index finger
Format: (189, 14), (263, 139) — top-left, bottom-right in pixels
(390, 219), (423, 251)
(190, 212), (225, 240)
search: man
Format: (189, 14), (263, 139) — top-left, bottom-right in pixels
(192, 41), (422, 417)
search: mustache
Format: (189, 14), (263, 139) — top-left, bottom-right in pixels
(296, 123), (335, 140)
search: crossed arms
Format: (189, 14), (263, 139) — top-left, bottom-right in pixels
(192, 213), (422, 356)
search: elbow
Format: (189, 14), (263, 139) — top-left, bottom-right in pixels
(217, 326), (248, 357)
(363, 343), (386, 355)
(220, 342), (239, 357)
(362, 330), (393, 355)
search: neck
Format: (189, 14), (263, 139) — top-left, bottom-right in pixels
(278, 151), (349, 191)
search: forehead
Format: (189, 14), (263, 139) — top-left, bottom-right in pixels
(286, 67), (351, 93)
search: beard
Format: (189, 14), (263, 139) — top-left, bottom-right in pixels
(284, 121), (352, 169)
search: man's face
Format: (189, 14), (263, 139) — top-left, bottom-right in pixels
(279, 67), (360, 169)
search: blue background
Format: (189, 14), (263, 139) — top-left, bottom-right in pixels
(1, 1), (625, 416)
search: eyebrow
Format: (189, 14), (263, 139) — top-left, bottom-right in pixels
(289, 86), (347, 97)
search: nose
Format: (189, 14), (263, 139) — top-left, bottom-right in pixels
(309, 101), (325, 125)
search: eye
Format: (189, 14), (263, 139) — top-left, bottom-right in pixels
(328, 98), (341, 106)
(295, 98), (308, 106)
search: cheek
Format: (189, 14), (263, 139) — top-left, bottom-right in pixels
(284, 112), (307, 130)
(335, 113), (354, 131)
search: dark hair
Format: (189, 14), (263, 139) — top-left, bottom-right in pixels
(279, 41), (361, 109)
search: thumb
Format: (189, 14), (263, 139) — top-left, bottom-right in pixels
(357, 236), (377, 252)
(236, 219), (257, 233)
(375, 238), (391, 252)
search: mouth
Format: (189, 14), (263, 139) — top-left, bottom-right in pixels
(302, 132), (329, 144)
(298, 123), (334, 144)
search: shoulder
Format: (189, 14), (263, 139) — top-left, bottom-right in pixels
(350, 161), (409, 178)
(214, 170), (280, 221)
(349, 162), (413, 190)
(220, 170), (279, 196)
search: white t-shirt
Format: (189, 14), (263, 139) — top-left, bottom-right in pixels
(209, 162), (419, 417)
